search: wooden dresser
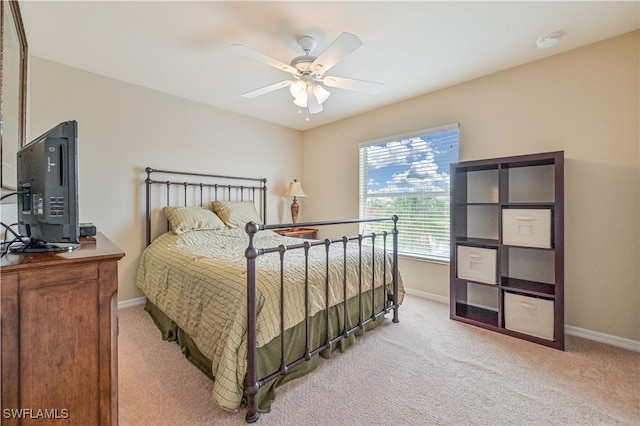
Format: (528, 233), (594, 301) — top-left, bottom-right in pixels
(1, 233), (125, 425)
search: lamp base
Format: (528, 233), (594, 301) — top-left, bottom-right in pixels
(290, 197), (300, 224)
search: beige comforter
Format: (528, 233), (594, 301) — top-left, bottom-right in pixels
(136, 227), (404, 411)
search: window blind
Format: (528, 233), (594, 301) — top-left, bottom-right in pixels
(358, 124), (459, 262)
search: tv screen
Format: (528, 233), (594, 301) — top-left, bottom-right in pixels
(14, 120), (79, 252)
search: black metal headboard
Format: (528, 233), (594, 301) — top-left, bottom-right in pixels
(144, 167), (267, 246)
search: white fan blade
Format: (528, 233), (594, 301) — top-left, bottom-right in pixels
(311, 32), (362, 75)
(241, 80), (294, 98)
(230, 44), (299, 75)
(322, 76), (384, 94)
(307, 85), (323, 114)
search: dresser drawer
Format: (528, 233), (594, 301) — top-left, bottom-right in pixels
(19, 263), (99, 289)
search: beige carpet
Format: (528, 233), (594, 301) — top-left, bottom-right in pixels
(118, 295), (640, 425)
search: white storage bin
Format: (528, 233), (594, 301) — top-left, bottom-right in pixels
(457, 246), (497, 284)
(502, 209), (551, 248)
(504, 292), (554, 340)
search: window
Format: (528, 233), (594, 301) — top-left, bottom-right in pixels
(359, 124), (459, 262)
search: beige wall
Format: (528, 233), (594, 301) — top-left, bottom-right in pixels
(28, 57), (303, 301)
(302, 31), (640, 341)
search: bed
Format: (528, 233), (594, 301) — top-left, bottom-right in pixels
(137, 168), (404, 422)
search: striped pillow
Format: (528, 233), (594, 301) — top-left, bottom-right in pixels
(162, 206), (226, 234)
(210, 201), (262, 228)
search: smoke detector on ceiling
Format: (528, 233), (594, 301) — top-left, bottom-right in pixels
(536, 32), (561, 49)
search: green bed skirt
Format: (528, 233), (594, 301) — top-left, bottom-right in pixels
(144, 285), (391, 412)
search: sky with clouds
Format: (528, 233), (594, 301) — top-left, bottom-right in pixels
(363, 129), (459, 196)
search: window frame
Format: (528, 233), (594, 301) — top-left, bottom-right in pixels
(358, 123), (459, 263)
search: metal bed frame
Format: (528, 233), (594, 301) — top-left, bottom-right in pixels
(144, 167), (401, 422)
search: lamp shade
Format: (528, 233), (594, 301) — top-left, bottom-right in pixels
(290, 82), (331, 111)
(313, 84), (331, 104)
(290, 81), (307, 99)
(283, 179), (307, 198)
(293, 96), (307, 108)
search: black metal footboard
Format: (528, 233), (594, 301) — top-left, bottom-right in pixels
(244, 217), (400, 423)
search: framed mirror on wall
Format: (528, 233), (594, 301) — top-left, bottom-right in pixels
(1, 0), (28, 192)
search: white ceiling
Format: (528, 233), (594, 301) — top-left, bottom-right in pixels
(20, 1), (639, 131)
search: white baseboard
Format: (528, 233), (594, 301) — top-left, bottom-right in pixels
(405, 288), (449, 305)
(406, 288), (640, 353)
(565, 325), (640, 353)
(117, 296), (146, 309)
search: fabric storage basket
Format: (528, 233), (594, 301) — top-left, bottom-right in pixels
(456, 245), (497, 284)
(504, 292), (554, 340)
(502, 209), (551, 248)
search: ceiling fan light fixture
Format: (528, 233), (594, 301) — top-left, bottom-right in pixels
(313, 84), (331, 104)
(290, 80), (307, 99)
(293, 95), (308, 108)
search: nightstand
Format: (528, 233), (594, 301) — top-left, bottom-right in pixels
(275, 228), (318, 239)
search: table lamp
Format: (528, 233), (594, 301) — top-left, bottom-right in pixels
(283, 179), (307, 225)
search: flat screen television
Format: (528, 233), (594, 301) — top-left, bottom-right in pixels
(13, 120), (79, 252)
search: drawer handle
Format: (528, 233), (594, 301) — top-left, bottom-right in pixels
(515, 215), (536, 221)
(468, 253), (484, 259)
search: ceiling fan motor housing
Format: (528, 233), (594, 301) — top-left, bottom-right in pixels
(292, 36), (323, 77)
(291, 55), (318, 74)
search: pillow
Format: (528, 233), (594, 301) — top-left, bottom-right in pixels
(210, 201), (262, 228)
(162, 206), (226, 234)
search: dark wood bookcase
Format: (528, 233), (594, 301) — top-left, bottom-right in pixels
(450, 151), (564, 350)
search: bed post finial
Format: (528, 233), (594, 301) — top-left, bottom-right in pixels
(145, 168), (153, 246)
(262, 178), (267, 224)
(244, 221), (261, 423)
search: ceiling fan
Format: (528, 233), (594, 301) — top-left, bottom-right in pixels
(230, 32), (383, 117)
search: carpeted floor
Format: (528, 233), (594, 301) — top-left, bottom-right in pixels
(118, 295), (640, 425)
